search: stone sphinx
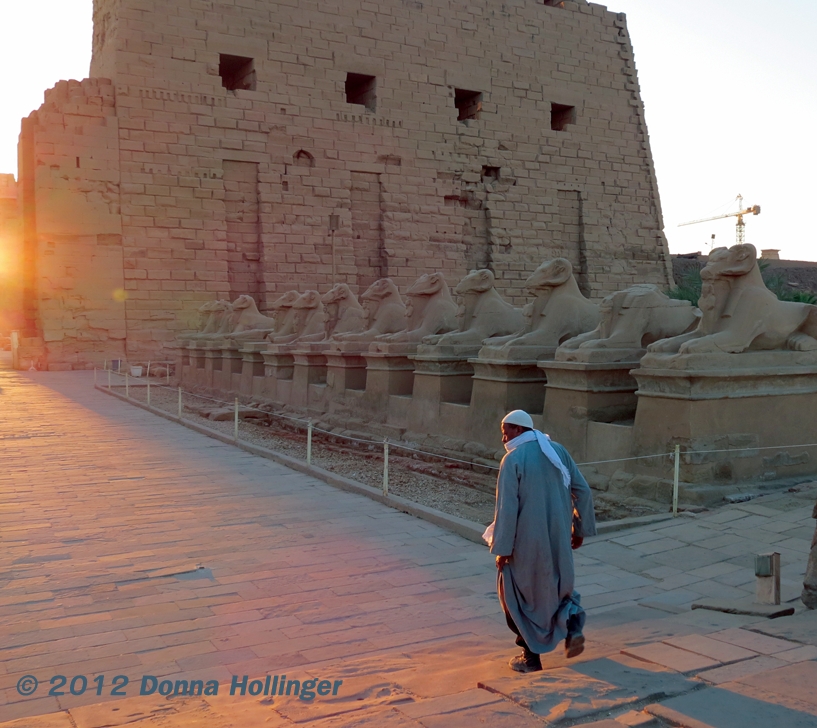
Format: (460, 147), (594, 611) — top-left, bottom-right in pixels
(420, 269), (524, 353)
(188, 300), (239, 341)
(332, 278), (407, 345)
(181, 300), (231, 341)
(318, 283), (367, 341)
(557, 284), (699, 363)
(648, 244), (817, 356)
(269, 290), (325, 344)
(225, 294), (282, 343)
(480, 258), (599, 361)
(373, 273), (458, 350)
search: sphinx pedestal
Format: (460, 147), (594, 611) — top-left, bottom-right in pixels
(358, 343), (417, 423)
(631, 351), (817, 484)
(540, 360), (640, 464)
(237, 342), (268, 399)
(291, 344), (329, 410)
(184, 342), (209, 388)
(214, 345), (244, 393)
(261, 345), (297, 404)
(325, 345), (368, 405)
(405, 345), (478, 437)
(198, 342), (228, 389)
(178, 342), (196, 387)
(467, 355), (551, 447)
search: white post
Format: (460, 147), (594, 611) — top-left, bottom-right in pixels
(11, 331), (19, 369)
(125, 371), (129, 398)
(147, 377), (151, 406)
(178, 387), (182, 418)
(673, 444), (680, 517)
(108, 367), (111, 389)
(383, 440), (389, 496)
(234, 398), (239, 441)
(307, 420), (313, 465)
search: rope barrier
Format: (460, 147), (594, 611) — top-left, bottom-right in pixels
(98, 367), (817, 472)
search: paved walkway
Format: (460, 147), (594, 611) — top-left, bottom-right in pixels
(2, 369), (817, 727)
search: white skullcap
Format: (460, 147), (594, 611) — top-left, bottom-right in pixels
(501, 409), (534, 429)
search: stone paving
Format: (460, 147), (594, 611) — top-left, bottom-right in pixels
(2, 368), (817, 727)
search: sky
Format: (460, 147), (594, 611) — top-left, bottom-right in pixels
(0, 0), (815, 260)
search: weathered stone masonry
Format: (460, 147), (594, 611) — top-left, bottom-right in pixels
(17, 0), (671, 368)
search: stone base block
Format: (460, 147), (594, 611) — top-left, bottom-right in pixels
(540, 360), (640, 462)
(326, 350), (368, 401)
(261, 345), (298, 404)
(406, 353), (474, 435)
(631, 351), (817, 483)
(467, 358), (549, 447)
(360, 350), (416, 420)
(291, 350), (328, 408)
(239, 342), (267, 398)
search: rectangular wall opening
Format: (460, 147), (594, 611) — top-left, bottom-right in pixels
(481, 166), (500, 182)
(454, 89), (482, 121)
(345, 73), (377, 111)
(219, 55), (256, 91)
(551, 103), (576, 131)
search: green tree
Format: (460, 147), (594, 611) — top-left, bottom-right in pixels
(667, 259), (817, 305)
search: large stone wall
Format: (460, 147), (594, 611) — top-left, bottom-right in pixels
(19, 0), (671, 367)
(0, 174), (22, 333)
(18, 79), (127, 368)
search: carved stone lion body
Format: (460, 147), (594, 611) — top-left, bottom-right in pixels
(558, 284), (699, 359)
(256, 290), (299, 340)
(374, 273), (458, 346)
(482, 259), (599, 354)
(226, 295), (281, 343)
(188, 300), (237, 340)
(184, 300), (231, 340)
(333, 278), (407, 343)
(648, 244), (817, 355)
(320, 283), (366, 341)
(422, 269), (523, 347)
(270, 290), (325, 344)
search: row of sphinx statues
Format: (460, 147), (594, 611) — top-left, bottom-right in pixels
(181, 244), (817, 360)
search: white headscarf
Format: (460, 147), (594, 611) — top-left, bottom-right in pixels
(504, 429), (572, 489)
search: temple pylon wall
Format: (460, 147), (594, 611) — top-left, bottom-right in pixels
(17, 0), (671, 369)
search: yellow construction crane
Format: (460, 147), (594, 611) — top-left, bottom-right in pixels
(678, 194), (761, 245)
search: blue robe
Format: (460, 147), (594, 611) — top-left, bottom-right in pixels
(490, 439), (597, 654)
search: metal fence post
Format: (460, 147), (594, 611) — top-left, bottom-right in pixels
(383, 439), (389, 496)
(108, 367), (111, 389)
(147, 377), (151, 406)
(672, 444), (680, 517)
(11, 331), (19, 369)
(234, 398), (239, 441)
(307, 420), (313, 465)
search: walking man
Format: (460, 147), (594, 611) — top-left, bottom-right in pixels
(487, 409), (596, 672)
